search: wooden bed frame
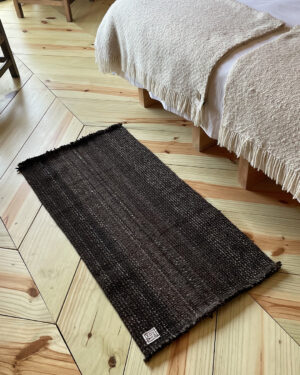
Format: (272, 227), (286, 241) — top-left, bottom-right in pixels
(138, 88), (264, 190)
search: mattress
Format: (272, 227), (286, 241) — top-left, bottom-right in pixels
(125, 0), (300, 139)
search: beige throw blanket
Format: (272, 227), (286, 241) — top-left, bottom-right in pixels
(95, 0), (282, 126)
(219, 27), (300, 201)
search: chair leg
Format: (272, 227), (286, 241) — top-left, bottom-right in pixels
(192, 126), (217, 152)
(62, 0), (73, 22)
(0, 20), (19, 78)
(12, 0), (24, 18)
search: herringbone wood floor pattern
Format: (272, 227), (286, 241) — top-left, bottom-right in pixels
(0, 1), (299, 374)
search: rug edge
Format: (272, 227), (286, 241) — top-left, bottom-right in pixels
(16, 123), (123, 173)
(143, 260), (281, 362)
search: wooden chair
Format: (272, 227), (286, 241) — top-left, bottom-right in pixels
(12, 0), (74, 22)
(0, 20), (19, 79)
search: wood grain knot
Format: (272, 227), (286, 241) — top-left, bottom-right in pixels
(16, 336), (52, 361)
(108, 355), (116, 368)
(27, 287), (39, 297)
(271, 247), (285, 256)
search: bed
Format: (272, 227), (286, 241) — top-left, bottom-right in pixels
(137, 0), (299, 139)
(95, 0), (300, 201)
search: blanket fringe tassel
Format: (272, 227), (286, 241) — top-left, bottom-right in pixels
(95, 54), (205, 127)
(95, 53), (299, 202)
(218, 127), (300, 202)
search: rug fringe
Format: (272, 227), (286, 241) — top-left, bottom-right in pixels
(218, 127), (300, 202)
(17, 123), (123, 173)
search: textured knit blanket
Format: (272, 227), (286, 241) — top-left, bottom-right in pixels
(219, 27), (300, 202)
(95, 0), (282, 126)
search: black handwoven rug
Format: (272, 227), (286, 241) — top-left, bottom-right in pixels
(18, 124), (280, 361)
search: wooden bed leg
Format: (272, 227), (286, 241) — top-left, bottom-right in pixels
(138, 88), (158, 108)
(192, 126), (217, 152)
(138, 89), (217, 153)
(238, 157), (266, 189)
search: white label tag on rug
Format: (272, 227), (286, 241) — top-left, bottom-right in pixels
(142, 327), (160, 345)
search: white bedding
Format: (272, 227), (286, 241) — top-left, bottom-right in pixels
(219, 26), (300, 201)
(125, 0), (300, 139)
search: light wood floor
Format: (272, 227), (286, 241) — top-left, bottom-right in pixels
(0, 1), (299, 374)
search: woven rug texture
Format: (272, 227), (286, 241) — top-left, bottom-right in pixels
(18, 124), (280, 361)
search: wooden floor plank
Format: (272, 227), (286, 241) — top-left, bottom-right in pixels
(223, 211), (300, 240)
(0, 56), (32, 114)
(269, 254), (300, 276)
(12, 55), (131, 89)
(0, 5), (71, 26)
(0, 1), (63, 13)
(0, 75), (54, 177)
(170, 164), (239, 187)
(187, 180), (299, 207)
(124, 315), (216, 375)
(5, 24), (93, 41)
(62, 97), (190, 128)
(214, 294), (300, 375)
(250, 273), (300, 344)
(82, 121), (192, 135)
(50, 82), (139, 100)
(1, 15), (80, 28)
(0, 315), (80, 374)
(0, 248), (53, 322)
(0, 98), (83, 247)
(276, 319), (300, 349)
(155, 152), (237, 171)
(9, 37), (95, 57)
(69, 0), (112, 36)
(0, 219), (15, 249)
(19, 207), (80, 321)
(82, 123), (194, 147)
(0, 1), (299, 373)
(207, 198), (300, 221)
(58, 261), (131, 375)
(243, 232), (300, 276)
